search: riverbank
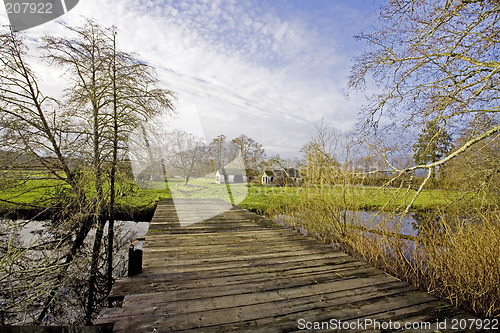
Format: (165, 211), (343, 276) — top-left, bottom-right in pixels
(1, 180), (496, 221)
(0, 204), (156, 222)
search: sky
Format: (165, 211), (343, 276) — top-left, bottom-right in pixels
(0, 0), (381, 158)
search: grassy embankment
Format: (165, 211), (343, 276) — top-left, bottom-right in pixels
(0, 174), (164, 220)
(0, 175), (489, 217)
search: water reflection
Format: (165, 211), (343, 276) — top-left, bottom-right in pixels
(349, 210), (418, 237)
(0, 219), (150, 325)
(2, 220), (149, 245)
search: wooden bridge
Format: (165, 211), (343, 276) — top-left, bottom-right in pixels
(96, 199), (478, 332)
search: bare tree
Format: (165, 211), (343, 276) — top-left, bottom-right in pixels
(208, 135), (239, 174)
(231, 135), (264, 169)
(42, 19), (175, 324)
(300, 122), (342, 185)
(43, 22), (112, 323)
(163, 129), (207, 186)
(0, 27), (102, 324)
(0, 18), (175, 324)
(349, 0), (500, 210)
(104, 27), (175, 302)
(208, 135), (239, 205)
(0, 30), (86, 201)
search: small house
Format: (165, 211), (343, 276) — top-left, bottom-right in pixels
(261, 170), (275, 185)
(260, 168), (302, 186)
(215, 168), (247, 184)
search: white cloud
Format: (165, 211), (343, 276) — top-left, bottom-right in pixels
(1, 0), (374, 158)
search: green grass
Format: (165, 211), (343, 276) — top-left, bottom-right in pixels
(0, 176), (165, 215)
(134, 179), (484, 214)
(0, 178), (66, 208)
(0, 175), (489, 217)
(239, 184), (479, 214)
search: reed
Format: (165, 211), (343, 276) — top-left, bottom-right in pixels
(269, 188), (500, 318)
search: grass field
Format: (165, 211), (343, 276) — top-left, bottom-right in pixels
(0, 174), (486, 217)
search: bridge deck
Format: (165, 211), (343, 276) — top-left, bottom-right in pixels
(96, 199), (478, 332)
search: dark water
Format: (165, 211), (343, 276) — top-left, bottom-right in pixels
(274, 210), (426, 238)
(6, 220), (149, 245)
(348, 210), (419, 237)
(0, 219), (150, 325)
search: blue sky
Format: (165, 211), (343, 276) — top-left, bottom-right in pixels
(0, 0), (380, 158)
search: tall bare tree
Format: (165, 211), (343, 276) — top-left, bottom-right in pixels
(104, 27), (175, 302)
(300, 122), (341, 185)
(0, 18), (175, 324)
(0, 28), (101, 325)
(208, 135), (239, 174)
(208, 135), (239, 204)
(349, 0), (500, 209)
(43, 20), (114, 324)
(42, 19), (175, 324)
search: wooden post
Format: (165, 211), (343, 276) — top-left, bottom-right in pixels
(128, 237), (144, 277)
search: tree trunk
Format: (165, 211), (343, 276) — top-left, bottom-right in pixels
(85, 40), (105, 324)
(107, 32), (118, 301)
(85, 215), (106, 325)
(222, 168), (235, 205)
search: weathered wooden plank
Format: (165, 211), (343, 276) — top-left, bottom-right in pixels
(119, 267), (392, 306)
(113, 278), (411, 317)
(142, 253), (352, 273)
(110, 254), (358, 288)
(141, 240), (332, 254)
(142, 289), (442, 332)
(143, 248), (348, 266)
(143, 227), (308, 238)
(96, 199), (477, 332)
(100, 280), (416, 330)
(108, 259), (365, 298)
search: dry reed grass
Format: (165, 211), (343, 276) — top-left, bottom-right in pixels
(270, 190), (500, 318)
